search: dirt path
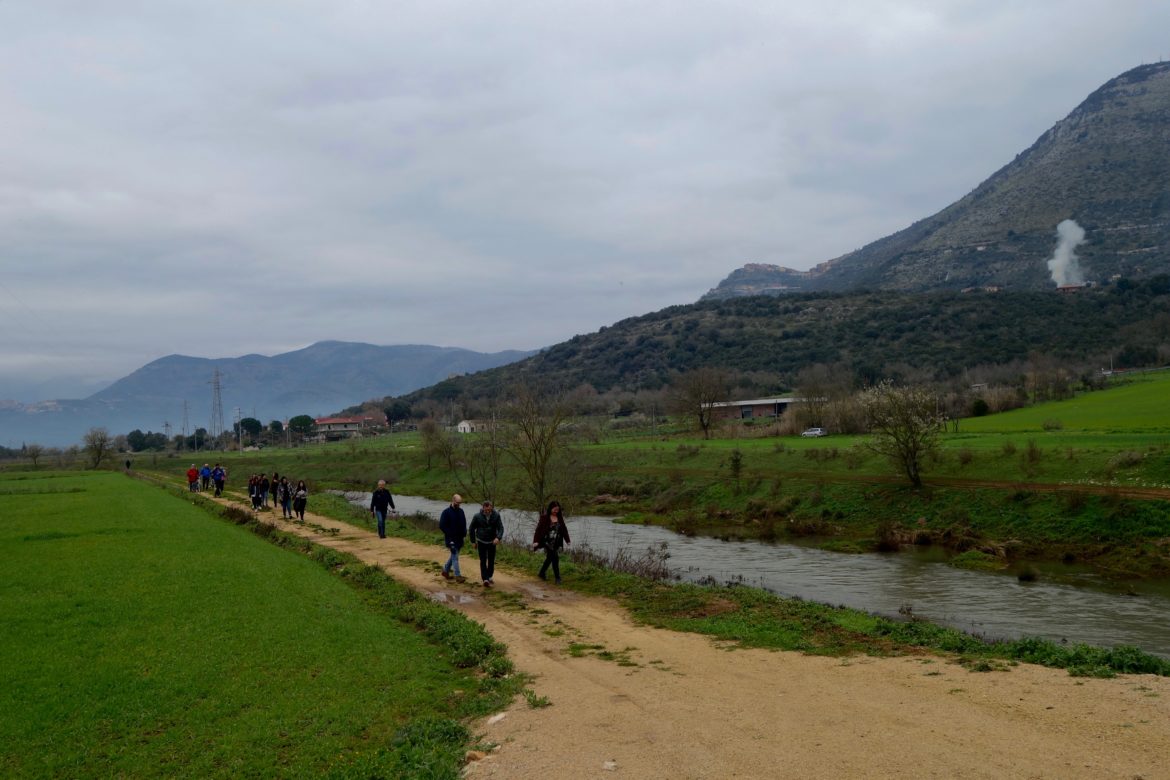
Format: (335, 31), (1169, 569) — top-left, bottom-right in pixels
(231, 498), (1170, 779)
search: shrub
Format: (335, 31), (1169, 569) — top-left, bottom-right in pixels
(1041, 418), (1063, 431)
(957, 448), (974, 467)
(1001, 441), (1017, 456)
(1108, 451), (1144, 469)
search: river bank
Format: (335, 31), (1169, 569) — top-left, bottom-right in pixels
(342, 491), (1170, 658)
(217, 487), (1170, 779)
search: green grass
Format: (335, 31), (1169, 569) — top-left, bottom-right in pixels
(961, 371), (1170, 433)
(0, 471), (518, 779)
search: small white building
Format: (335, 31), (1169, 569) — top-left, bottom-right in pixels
(456, 419), (495, 434)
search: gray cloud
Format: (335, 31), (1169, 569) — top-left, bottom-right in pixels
(2, 1), (1168, 399)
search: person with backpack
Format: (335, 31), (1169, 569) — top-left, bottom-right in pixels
(211, 464), (226, 496)
(468, 500), (503, 587)
(532, 500), (571, 584)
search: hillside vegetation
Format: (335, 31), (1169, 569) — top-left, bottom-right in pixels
(403, 279), (1170, 406)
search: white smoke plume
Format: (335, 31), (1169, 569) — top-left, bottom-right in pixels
(1046, 219), (1087, 286)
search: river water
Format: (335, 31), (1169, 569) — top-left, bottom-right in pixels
(354, 493), (1170, 657)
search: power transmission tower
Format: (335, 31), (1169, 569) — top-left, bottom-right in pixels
(181, 400), (190, 450)
(209, 369), (225, 444)
(163, 420), (172, 440)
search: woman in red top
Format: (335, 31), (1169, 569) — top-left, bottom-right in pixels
(185, 465), (199, 492)
(532, 500), (571, 584)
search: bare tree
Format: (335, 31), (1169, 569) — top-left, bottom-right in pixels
(83, 427), (111, 469)
(451, 421), (503, 504)
(418, 418), (456, 470)
(24, 443), (44, 468)
(860, 381), (942, 488)
(669, 367), (730, 439)
(501, 382), (574, 511)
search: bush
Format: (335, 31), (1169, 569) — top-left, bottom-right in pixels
(1108, 451), (1144, 469)
(1001, 441), (1017, 456)
(957, 448), (974, 467)
(1041, 418), (1063, 431)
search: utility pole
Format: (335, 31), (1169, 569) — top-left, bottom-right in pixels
(234, 407), (243, 452)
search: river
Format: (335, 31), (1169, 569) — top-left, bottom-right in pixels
(352, 493), (1170, 657)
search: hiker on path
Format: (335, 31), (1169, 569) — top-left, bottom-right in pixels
(293, 480), (308, 521)
(186, 464), (199, 492)
(369, 479), (397, 539)
(439, 494), (467, 580)
(532, 499), (571, 585)
(276, 477), (292, 518)
(200, 463), (211, 491)
(212, 464), (226, 497)
(469, 500), (504, 587)
(260, 474), (271, 508)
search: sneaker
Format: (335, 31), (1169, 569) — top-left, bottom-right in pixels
(441, 570), (451, 580)
(538, 573), (547, 581)
(483, 580), (491, 588)
(455, 575), (465, 582)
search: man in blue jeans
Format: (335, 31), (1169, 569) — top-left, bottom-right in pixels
(439, 494), (467, 580)
(369, 479), (397, 539)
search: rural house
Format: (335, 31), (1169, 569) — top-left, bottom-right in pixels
(313, 416), (373, 440)
(456, 419), (496, 434)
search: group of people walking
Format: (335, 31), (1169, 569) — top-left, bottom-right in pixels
(438, 495), (571, 587)
(248, 473), (308, 521)
(184, 463), (571, 588)
(184, 463), (227, 497)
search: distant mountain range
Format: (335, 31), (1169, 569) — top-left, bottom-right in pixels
(705, 62), (1170, 299)
(0, 342), (534, 447)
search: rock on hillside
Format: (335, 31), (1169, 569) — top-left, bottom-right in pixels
(705, 62), (1170, 299)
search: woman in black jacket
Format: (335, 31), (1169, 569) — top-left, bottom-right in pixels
(292, 480), (308, 521)
(532, 500), (570, 584)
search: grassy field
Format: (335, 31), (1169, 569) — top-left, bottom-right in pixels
(0, 471), (517, 778)
(961, 370), (1170, 433)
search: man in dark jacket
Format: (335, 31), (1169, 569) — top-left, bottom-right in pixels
(438, 494), (467, 580)
(468, 500), (504, 587)
(369, 479), (397, 539)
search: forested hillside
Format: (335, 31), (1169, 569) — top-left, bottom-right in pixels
(402, 278), (1170, 406)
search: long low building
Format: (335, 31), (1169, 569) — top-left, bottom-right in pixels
(708, 397), (800, 421)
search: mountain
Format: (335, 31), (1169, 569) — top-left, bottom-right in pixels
(705, 62), (1170, 299)
(0, 342), (534, 447)
(403, 279), (1170, 406)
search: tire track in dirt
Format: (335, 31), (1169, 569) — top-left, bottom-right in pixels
(214, 494), (1170, 779)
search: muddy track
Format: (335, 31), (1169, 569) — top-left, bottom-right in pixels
(211, 492), (1170, 779)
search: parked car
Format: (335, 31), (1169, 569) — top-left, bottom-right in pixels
(801, 427), (827, 437)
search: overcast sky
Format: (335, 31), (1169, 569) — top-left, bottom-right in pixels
(2, 1), (1168, 401)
